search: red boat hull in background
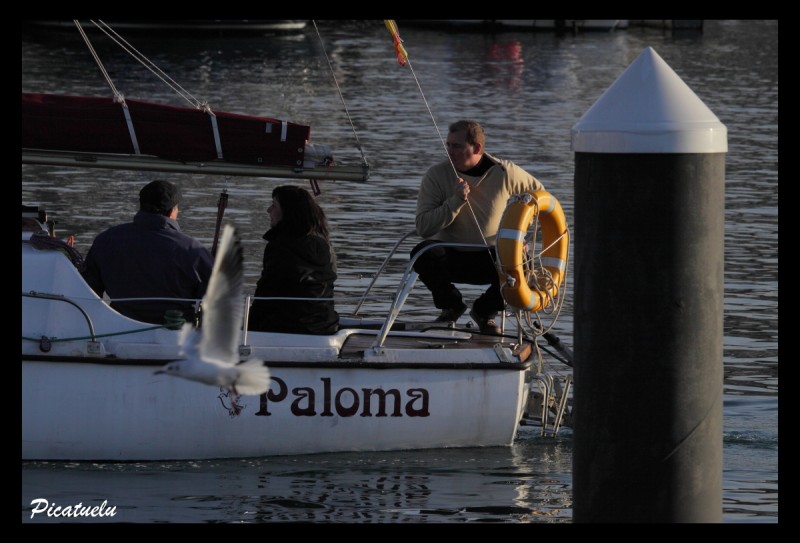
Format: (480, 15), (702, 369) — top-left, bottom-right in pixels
(21, 93), (310, 167)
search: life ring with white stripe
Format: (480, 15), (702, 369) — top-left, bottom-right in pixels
(496, 190), (569, 312)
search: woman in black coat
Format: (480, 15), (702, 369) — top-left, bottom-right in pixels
(248, 185), (339, 334)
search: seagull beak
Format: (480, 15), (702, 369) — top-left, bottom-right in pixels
(154, 370), (165, 375)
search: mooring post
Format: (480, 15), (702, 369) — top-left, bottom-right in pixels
(571, 47), (727, 523)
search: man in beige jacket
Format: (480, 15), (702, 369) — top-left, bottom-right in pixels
(411, 120), (544, 335)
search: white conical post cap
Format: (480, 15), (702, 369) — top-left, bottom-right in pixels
(571, 47), (727, 153)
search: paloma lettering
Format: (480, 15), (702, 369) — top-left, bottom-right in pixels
(30, 498), (116, 519)
(256, 376), (430, 417)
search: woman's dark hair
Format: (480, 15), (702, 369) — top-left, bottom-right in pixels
(272, 185), (330, 240)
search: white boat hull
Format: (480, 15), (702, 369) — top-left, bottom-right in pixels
(22, 237), (532, 460)
(22, 359), (528, 460)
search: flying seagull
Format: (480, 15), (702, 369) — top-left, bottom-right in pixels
(156, 224), (270, 408)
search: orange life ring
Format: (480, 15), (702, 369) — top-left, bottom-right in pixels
(496, 190), (569, 312)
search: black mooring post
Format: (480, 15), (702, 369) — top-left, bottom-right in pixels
(571, 47), (727, 523)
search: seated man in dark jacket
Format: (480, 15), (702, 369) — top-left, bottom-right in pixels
(82, 179), (214, 324)
(248, 185), (339, 335)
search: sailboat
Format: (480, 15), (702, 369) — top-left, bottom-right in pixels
(21, 88), (367, 182)
(22, 20), (573, 461)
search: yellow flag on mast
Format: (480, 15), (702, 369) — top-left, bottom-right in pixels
(384, 20), (408, 66)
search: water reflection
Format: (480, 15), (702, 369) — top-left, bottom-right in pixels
(23, 432), (575, 523)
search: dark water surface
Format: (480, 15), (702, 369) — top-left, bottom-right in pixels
(22, 20), (777, 523)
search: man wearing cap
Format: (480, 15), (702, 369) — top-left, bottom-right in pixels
(82, 180), (214, 324)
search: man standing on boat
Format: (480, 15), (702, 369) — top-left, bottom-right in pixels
(412, 120), (544, 335)
(82, 180), (214, 325)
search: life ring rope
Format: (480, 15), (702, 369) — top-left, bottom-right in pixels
(496, 190), (569, 314)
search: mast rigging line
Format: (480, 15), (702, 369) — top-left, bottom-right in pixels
(75, 19), (205, 110)
(383, 21), (491, 256)
(311, 20), (370, 169)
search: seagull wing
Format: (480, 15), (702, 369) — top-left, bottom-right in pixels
(198, 224), (245, 366)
